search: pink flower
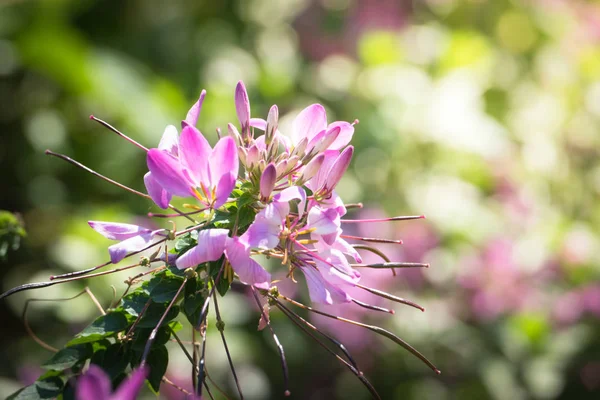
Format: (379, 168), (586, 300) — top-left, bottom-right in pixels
(76, 365), (148, 400)
(147, 126), (239, 209)
(88, 221), (167, 263)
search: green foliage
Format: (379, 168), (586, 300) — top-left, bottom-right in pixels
(145, 346), (169, 393)
(41, 344), (92, 371)
(66, 311), (129, 346)
(0, 211), (26, 261)
(7, 375), (64, 400)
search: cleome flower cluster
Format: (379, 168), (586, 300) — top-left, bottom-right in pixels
(3, 81), (438, 400)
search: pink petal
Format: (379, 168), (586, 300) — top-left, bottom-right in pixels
(326, 121), (354, 150)
(209, 136), (239, 187)
(147, 149), (194, 197)
(144, 172), (171, 209)
(241, 216), (281, 249)
(108, 233), (154, 263)
(306, 126), (340, 155)
(315, 249), (361, 285)
(184, 90), (207, 128)
(306, 150), (339, 193)
(110, 367), (148, 400)
(76, 365), (112, 400)
(213, 172), (236, 209)
(274, 186), (306, 218)
(158, 125), (179, 156)
(301, 266), (351, 305)
(307, 207), (340, 235)
(179, 125), (212, 187)
(292, 104), (328, 145)
(226, 237), (271, 289)
(88, 221), (151, 241)
(175, 229), (228, 269)
(249, 118), (267, 130)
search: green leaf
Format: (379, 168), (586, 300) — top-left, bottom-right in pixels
(91, 343), (131, 380)
(7, 376), (64, 400)
(67, 312), (129, 346)
(131, 327), (171, 352)
(175, 233), (196, 253)
(145, 345), (168, 393)
(208, 259), (231, 297)
(41, 344), (92, 371)
(137, 303), (180, 328)
(148, 275), (184, 303)
(121, 292), (150, 317)
(183, 278), (205, 325)
(236, 191), (256, 208)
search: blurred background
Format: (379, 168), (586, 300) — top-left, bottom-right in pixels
(1, 0), (600, 399)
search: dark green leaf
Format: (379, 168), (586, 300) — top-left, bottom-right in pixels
(145, 345), (168, 393)
(175, 233), (196, 253)
(236, 191), (256, 208)
(67, 312), (129, 346)
(183, 278), (205, 325)
(131, 327), (171, 352)
(41, 344), (92, 371)
(7, 376), (64, 400)
(137, 303), (180, 328)
(121, 292), (150, 317)
(148, 275), (184, 303)
(92, 343), (131, 380)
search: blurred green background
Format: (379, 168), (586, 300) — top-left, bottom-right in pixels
(1, 0), (600, 399)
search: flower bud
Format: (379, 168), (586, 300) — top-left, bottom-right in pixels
(291, 137), (308, 159)
(323, 146), (353, 195)
(235, 81), (251, 142)
(265, 105), (278, 146)
(260, 163), (277, 202)
(297, 153), (324, 186)
(228, 123), (242, 146)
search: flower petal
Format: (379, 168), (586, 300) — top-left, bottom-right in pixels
(306, 150), (339, 193)
(147, 149), (194, 197)
(158, 125), (179, 156)
(108, 233), (154, 263)
(213, 172), (236, 209)
(326, 121), (354, 150)
(144, 172), (171, 209)
(179, 125), (211, 187)
(76, 365), (112, 400)
(88, 221), (151, 241)
(183, 90), (207, 128)
(209, 136), (239, 187)
(241, 216), (281, 250)
(175, 229), (228, 269)
(110, 367), (149, 400)
(301, 266), (351, 305)
(292, 104), (327, 145)
(274, 186), (307, 218)
(226, 237), (271, 289)
(307, 206), (340, 235)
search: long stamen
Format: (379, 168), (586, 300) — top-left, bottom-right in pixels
(341, 215), (425, 223)
(352, 299), (395, 314)
(213, 289), (244, 399)
(89, 115), (149, 151)
(342, 234), (403, 244)
(354, 283), (425, 312)
(276, 294), (440, 374)
(351, 244), (397, 276)
(273, 299), (381, 400)
(351, 262), (429, 269)
(250, 287), (290, 397)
